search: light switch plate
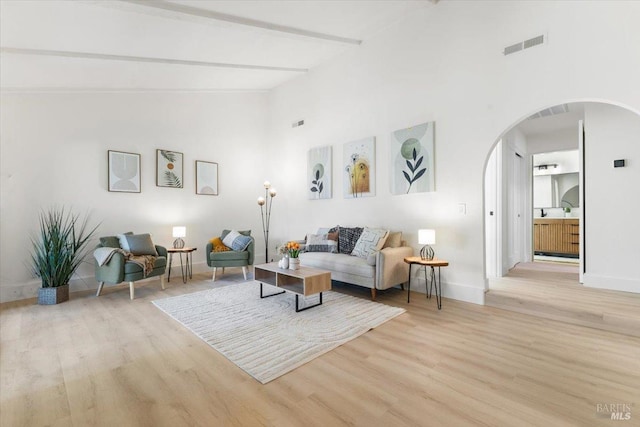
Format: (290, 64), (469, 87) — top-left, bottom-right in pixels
(458, 203), (466, 214)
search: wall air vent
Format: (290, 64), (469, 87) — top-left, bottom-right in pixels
(523, 35), (544, 49)
(292, 119), (304, 128)
(503, 34), (545, 56)
(503, 42), (523, 55)
(527, 104), (570, 120)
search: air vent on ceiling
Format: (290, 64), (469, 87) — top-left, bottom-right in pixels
(527, 104), (570, 120)
(292, 119), (304, 128)
(503, 34), (545, 56)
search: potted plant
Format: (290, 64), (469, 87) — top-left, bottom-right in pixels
(285, 241), (301, 270)
(564, 206), (572, 217)
(30, 207), (99, 304)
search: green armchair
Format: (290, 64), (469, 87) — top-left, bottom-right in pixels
(206, 229), (254, 281)
(94, 234), (167, 299)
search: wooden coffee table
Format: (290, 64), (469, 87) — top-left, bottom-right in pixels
(254, 262), (331, 312)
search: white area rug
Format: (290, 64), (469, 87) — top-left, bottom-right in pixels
(153, 281), (405, 384)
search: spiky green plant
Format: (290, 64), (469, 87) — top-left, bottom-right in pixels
(30, 207), (100, 288)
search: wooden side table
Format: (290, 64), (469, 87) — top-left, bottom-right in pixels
(404, 256), (449, 309)
(167, 247), (198, 284)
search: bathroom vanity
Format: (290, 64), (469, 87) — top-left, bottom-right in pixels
(533, 218), (579, 257)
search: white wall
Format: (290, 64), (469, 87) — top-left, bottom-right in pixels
(528, 128), (580, 155)
(583, 103), (640, 293)
(266, 1), (640, 303)
(0, 92), (269, 302)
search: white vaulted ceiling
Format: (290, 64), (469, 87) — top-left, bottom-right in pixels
(0, 0), (436, 92)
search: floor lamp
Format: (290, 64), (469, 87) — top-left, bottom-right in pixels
(257, 181), (277, 263)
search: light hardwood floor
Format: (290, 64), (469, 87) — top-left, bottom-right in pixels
(2, 271), (639, 426)
(487, 262), (640, 337)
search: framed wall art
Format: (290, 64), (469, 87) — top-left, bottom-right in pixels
(195, 160), (218, 195)
(343, 137), (375, 199)
(307, 145), (332, 200)
(390, 121), (435, 194)
(108, 150), (141, 193)
(156, 149), (183, 188)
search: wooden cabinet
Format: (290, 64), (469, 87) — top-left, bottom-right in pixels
(534, 218), (579, 256)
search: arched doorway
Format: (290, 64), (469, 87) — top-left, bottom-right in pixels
(482, 101), (640, 331)
(484, 102), (586, 281)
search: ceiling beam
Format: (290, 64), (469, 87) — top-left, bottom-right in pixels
(120, 0), (362, 45)
(0, 47), (308, 73)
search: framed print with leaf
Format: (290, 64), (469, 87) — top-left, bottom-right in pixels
(390, 121), (435, 195)
(108, 150), (141, 193)
(308, 145), (332, 200)
(195, 160), (218, 195)
(343, 137), (375, 199)
(157, 149), (183, 188)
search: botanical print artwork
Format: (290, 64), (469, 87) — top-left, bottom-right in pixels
(343, 137), (375, 198)
(196, 160), (218, 195)
(157, 149), (183, 188)
(308, 146), (332, 200)
(391, 122), (435, 194)
(108, 150), (140, 193)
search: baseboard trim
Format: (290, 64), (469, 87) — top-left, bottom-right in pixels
(412, 277), (485, 305)
(582, 273), (640, 294)
(0, 261), (215, 304)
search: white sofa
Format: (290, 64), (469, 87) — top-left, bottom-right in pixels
(298, 229), (413, 300)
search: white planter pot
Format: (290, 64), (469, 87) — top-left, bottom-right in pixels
(289, 258), (300, 270)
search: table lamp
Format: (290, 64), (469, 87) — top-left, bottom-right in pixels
(173, 226), (186, 249)
(418, 229), (435, 260)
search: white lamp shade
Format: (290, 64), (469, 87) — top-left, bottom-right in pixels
(418, 229), (436, 245)
(172, 226), (186, 238)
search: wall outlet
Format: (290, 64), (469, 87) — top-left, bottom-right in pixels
(458, 203), (467, 215)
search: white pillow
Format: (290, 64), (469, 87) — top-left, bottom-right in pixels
(222, 230), (240, 247)
(222, 230), (252, 251)
(117, 233), (131, 251)
(351, 228), (389, 259)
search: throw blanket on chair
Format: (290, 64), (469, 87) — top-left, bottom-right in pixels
(127, 254), (156, 277)
(94, 248), (157, 277)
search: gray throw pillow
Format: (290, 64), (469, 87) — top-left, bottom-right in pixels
(123, 233), (158, 256)
(100, 235), (120, 248)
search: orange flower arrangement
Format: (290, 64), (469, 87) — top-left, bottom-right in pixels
(285, 241), (300, 258)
